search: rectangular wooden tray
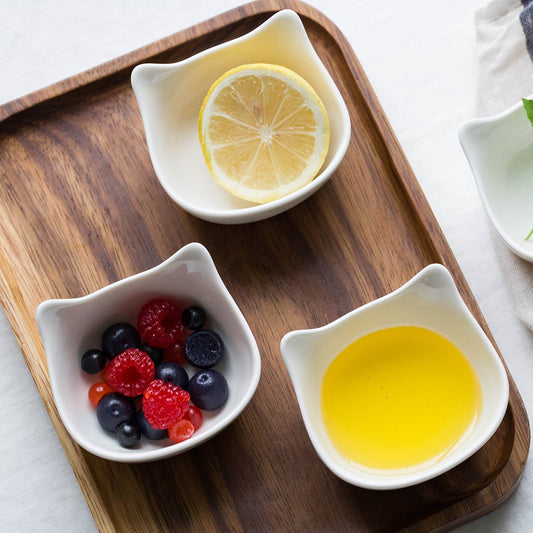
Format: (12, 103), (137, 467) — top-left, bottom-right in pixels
(0, 1), (529, 531)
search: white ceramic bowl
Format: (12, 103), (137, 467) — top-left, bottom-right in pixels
(131, 9), (350, 224)
(459, 97), (533, 262)
(36, 243), (261, 462)
(281, 264), (509, 490)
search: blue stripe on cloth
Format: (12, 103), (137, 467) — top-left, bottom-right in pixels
(521, 0), (533, 60)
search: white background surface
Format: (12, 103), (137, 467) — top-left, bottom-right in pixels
(1, 1), (532, 531)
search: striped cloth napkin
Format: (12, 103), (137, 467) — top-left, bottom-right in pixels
(475, 0), (533, 330)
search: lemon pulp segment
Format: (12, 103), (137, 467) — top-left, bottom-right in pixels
(198, 64), (330, 204)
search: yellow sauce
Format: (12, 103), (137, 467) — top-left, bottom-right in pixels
(321, 326), (481, 470)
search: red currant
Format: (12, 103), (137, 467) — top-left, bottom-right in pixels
(168, 419), (195, 443)
(183, 405), (203, 430)
(164, 339), (186, 365)
(88, 382), (114, 408)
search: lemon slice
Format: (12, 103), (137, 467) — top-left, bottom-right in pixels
(198, 63), (330, 204)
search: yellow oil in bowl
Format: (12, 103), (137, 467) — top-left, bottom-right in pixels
(321, 326), (482, 471)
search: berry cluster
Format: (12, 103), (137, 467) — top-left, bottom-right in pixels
(81, 298), (229, 448)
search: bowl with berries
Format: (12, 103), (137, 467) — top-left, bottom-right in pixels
(36, 242), (261, 462)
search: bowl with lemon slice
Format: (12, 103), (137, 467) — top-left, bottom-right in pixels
(131, 9), (350, 224)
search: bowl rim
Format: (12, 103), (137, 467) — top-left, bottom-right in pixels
(36, 242), (261, 462)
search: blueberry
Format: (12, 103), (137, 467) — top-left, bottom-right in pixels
(101, 322), (141, 359)
(80, 348), (106, 374)
(189, 369), (228, 411)
(136, 409), (168, 440)
(182, 306), (207, 330)
(117, 420), (141, 448)
(141, 343), (164, 366)
(184, 329), (224, 368)
(96, 392), (136, 432)
(155, 362), (189, 389)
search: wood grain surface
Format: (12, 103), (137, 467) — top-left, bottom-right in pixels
(0, 1), (530, 531)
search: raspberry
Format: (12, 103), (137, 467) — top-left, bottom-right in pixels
(168, 419), (195, 443)
(137, 298), (185, 348)
(143, 379), (190, 429)
(107, 348), (155, 397)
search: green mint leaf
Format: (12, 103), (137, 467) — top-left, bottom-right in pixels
(522, 98), (533, 126)
(526, 228), (533, 241)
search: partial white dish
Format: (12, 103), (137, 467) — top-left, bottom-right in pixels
(459, 97), (533, 262)
(131, 9), (350, 224)
(281, 264), (509, 490)
(36, 243), (261, 463)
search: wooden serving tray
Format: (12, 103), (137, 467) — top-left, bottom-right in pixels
(0, 1), (530, 531)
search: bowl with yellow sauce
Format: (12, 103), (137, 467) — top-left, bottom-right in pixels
(280, 264), (509, 490)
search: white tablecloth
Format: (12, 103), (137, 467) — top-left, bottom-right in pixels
(1, 1), (532, 531)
